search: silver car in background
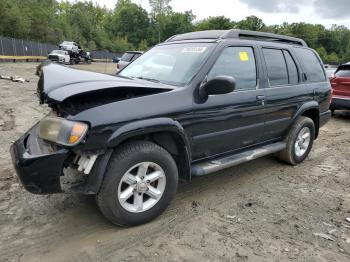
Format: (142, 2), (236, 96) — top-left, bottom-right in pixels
(116, 51), (143, 72)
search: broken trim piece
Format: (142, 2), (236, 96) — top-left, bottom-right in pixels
(76, 154), (98, 174)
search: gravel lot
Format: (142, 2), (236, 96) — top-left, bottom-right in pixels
(0, 62), (350, 262)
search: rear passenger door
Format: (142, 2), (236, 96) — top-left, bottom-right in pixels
(261, 47), (306, 140)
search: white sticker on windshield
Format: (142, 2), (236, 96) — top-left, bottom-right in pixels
(182, 47), (207, 53)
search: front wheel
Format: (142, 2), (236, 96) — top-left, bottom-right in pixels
(96, 141), (178, 226)
(276, 116), (315, 165)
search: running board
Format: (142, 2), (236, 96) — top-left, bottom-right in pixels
(191, 142), (286, 176)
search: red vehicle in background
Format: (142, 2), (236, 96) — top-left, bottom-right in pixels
(330, 63), (350, 114)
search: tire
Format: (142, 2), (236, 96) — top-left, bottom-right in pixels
(331, 108), (335, 116)
(96, 141), (178, 226)
(276, 116), (315, 165)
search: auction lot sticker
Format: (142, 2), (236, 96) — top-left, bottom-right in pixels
(182, 47), (207, 53)
(239, 51), (249, 61)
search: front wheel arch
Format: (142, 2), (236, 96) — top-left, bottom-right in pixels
(115, 130), (191, 182)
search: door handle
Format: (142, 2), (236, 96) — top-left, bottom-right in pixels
(256, 95), (265, 105)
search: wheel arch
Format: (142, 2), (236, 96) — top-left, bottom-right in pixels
(107, 118), (192, 182)
(292, 102), (320, 139)
(76, 118), (192, 195)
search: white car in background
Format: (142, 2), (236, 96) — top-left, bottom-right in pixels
(59, 41), (80, 54)
(48, 50), (70, 64)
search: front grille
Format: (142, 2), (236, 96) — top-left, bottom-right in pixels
(48, 55), (59, 61)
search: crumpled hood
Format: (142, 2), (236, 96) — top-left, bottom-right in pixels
(37, 63), (174, 104)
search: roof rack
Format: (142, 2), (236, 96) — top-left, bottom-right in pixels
(166, 29), (308, 47)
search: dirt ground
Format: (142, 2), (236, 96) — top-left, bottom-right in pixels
(0, 62), (350, 262)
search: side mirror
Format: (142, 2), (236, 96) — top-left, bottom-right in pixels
(199, 75), (236, 98)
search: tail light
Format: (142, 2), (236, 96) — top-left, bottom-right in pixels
(329, 75), (336, 82)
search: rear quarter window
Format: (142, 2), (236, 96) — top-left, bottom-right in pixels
(293, 48), (326, 82)
(335, 67), (350, 77)
(121, 53), (134, 62)
(132, 54), (142, 61)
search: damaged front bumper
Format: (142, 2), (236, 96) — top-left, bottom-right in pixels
(10, 123), (70, 194)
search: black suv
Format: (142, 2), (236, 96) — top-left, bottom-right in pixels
(10, 30), (331, 226)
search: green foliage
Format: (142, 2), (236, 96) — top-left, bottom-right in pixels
(195, 16), (234, 30)
(149, 0), (172, 17)
(159, 11), (195, 41)
(237, 16), (265, 31)
(0, 0), (350, 63)
(138, 39), (149, 51)
(108, 0), (150, 48)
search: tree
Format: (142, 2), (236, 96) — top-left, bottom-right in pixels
(1, 0), (350, 60)
(149, 0), (172, 17)
(237, 16), (265, 31)
(109, 0), (150, 48)
(326, 52), (339, 64)
(160, 11), (195, 40)
(138, 39), (148, 51)
(316, 47), (328, 62)
(148, 0), (173, 43)
(195, 16), (234, 31)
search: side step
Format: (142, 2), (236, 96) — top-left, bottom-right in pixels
(191, 142), (286, 176)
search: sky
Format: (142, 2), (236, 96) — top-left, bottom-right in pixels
(73, 0), (350, 28)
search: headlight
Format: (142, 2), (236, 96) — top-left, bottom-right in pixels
(39, 117), (88, 146)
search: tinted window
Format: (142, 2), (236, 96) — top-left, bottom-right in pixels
(283, 50), (299, 84)
(335, 67), (350, 77)
(121, 53), (134, 62)
(263, 48), (288, 86)
(208, 47), (257, 91)
(132, 54), (142, 61)
(294, 48), (326, 82)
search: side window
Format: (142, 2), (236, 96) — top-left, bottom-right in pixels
(293, 48), (326, 82)
(263, 48), (288, 86)
(132, 54), (142, 61)
(208, 47), (257, 91)
(283, 50), (299, 85)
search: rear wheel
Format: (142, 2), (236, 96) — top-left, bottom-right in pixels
(96, 141), (178, 226)
(276, 116), (315, 165)
(331, 108), (335, 116)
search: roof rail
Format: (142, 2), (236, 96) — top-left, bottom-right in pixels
(166, 29), (308, 47)
(222, 29), (308, 47)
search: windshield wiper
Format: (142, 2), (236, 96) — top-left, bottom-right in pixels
(132, 76), (160, 83)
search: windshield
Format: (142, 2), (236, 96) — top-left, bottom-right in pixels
(118, 43), (215, 86)
(62, 41), (74, 46)
(51, 50), (65, 55)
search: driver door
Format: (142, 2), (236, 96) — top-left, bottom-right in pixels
(191, 45), (266, 160)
